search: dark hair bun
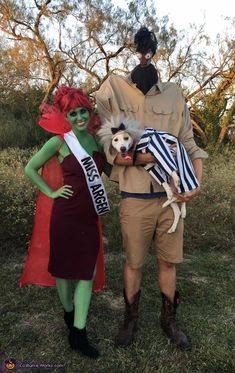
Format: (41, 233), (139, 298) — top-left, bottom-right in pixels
(134, 27), (158, 55)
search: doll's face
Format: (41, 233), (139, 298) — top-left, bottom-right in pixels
(136, 50), (153, 65)
(66, 107), (90, 131)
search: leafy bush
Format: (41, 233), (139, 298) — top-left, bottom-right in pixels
(0, 148), (36, 251)
(0, 108), (50, 149)
(102, 177), (122, 252)
(184, 150), (235, 250)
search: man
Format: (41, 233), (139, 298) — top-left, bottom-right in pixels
(96, 27), (207, 350)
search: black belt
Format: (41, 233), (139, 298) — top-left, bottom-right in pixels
(120, 191), (167, 199)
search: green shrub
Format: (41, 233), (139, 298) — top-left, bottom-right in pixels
(0, 148), (37, 251)
(184, 152), (235, 250)
(0, 108), (49, 149)
(102, 177), (122, 252)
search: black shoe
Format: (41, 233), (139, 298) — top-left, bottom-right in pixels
(69, 326), (100, 359)
(64, 309), (74, 330)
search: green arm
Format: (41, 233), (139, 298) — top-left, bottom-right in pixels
(25, 136), (73, 199)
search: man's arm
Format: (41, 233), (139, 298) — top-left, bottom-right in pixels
(95, 79), (113, 123)
(175, 98), (207, 202)
(192, 158), (203, 184)
(114, 152), (155, 166)
(179, 103), (208, 161)
(173, 158), (202, 202)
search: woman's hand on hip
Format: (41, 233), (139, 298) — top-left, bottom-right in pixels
(50, 185), (73, 199)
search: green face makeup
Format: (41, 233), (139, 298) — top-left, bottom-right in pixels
(66, 107), (90, 131)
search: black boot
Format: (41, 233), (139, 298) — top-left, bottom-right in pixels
(69, 326), (100, 359)
(115, 289), (141, 347)
(160, 291), (191, 350)
(64, 309), (74, 330)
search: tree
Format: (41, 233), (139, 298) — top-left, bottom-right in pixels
(0, 0), (182, 96)
(0, 0), (234, 149)
(0, 0), (66, 102)
(188, 42), (235, 148)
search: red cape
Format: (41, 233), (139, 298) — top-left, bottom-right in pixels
(19, 156), (105, 292)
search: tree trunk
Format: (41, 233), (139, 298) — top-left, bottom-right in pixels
(215, 125), (228, 150)
(191, 119), (207, 145)
(41, 74), (62, 106)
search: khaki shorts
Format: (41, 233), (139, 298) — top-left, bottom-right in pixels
(119, 198), (184, 268)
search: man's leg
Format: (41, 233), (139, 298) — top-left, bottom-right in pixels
(124, 263), (142, 303)
(157, 258), (191, 350)
(157, 258), (176, 302)
(115, 263), (142, 347)
(156, 205), (191, 350)
(116, 198), (157, 347)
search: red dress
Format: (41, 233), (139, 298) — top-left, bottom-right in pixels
(48, 151), (105, 280)
(19, 152), (106, 290)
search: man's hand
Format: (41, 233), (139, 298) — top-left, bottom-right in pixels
(169, 157), (202, 202)
(137, 152), (155, 164)
(114, 152), (155, 166)
(173, 187), (201, 202)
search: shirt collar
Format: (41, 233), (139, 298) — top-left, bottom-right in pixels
(125, 72), (163, 94)
(155, 79), (163, 93)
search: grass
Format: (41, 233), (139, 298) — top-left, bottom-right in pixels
(0, 147), (235, 372)
(1, 248), (234, 372)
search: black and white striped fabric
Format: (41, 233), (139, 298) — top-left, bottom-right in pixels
(136, 128), (199, 193)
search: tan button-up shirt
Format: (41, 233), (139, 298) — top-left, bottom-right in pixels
(96, 73), (207, 193)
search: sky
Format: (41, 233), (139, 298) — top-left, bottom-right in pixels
(116, 0), (235, 40)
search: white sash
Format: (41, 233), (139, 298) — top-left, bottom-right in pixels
(64, 130), (110, 216)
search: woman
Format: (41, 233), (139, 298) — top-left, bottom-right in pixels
(24, 85), (110, 359)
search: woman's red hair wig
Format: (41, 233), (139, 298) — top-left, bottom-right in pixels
(40, 85), (101, 135)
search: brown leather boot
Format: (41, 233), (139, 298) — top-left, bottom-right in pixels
(160, 291), (191, 350)
(115, 289), (141, 347)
